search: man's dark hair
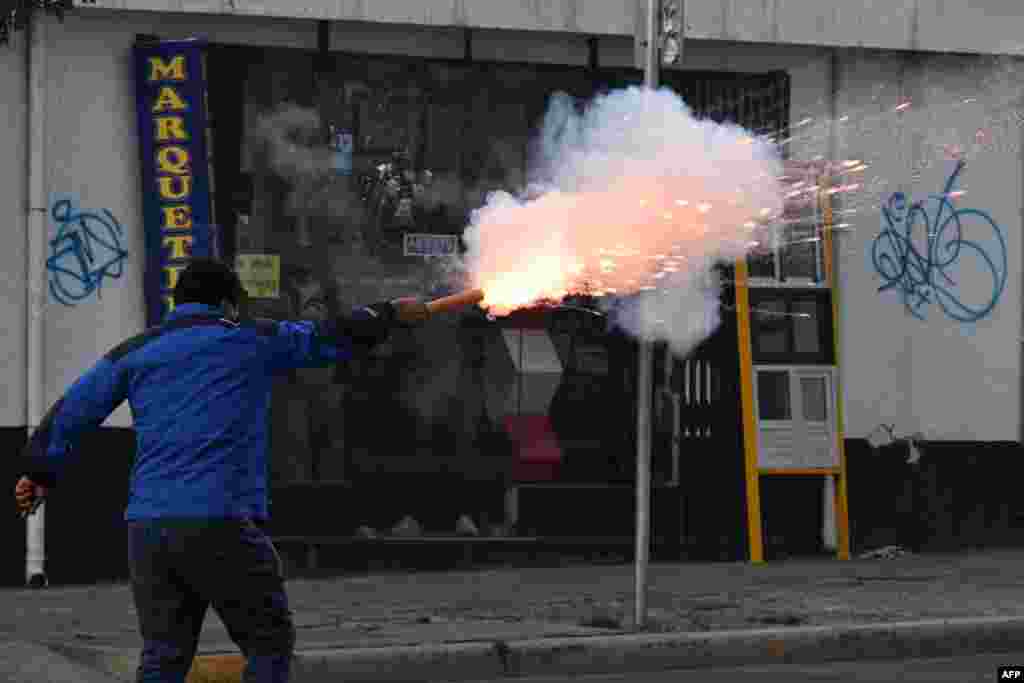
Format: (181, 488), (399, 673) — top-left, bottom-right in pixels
(173, 259), (244, 308)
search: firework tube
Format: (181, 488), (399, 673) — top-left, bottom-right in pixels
(425, 288), (485, 314)
(21, 498), (42, 519)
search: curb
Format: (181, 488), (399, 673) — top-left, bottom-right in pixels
(49, 615), (1024, 682)
(294, 641), (502, 682)
(292, 616), (1024, 681)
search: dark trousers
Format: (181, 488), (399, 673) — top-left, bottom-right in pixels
(128, 519), (295, 683)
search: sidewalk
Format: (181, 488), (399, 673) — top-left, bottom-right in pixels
(5, 548), (1024, 681)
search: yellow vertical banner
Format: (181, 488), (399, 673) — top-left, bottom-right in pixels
(820, 175), (851, 561)
(734, 258), (764, 563)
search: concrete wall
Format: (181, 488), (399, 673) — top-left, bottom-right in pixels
(834, 51), (1023, 442)
(8, 10), (1021, 442)
(30, 10), (315, 426)
(74, 1), (1024, 57)
(683, 0), (1024, 55)
(608, 41), (1023, 443)
(0, 31), (28, 428)
(74, 0), (636, 36)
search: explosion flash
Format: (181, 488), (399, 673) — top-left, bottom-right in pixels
(460, 86), (784, 356)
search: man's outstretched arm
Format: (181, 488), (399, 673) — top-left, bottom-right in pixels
(18, 355), (131, 496)
(264, 297), (430, 370)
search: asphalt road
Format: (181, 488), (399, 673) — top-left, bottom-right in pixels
(465, 653), (1024, 682)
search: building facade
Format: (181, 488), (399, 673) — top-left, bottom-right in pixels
(2, 1), (1022, 584)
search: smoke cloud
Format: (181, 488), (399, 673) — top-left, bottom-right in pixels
(462, 86), (784, 357)
(251, 103), (368, 223)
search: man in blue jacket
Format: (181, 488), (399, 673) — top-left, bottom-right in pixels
(14, 258), (429, 683)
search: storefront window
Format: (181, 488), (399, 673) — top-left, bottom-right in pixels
(211, 46), (790, 535)
(757, 370), (792, 421)
(792, 298), (821, 354)
(799, 375), (828, 423)
(223, 51), (632, 530)
(750, 292), (832, 364)
(753, 299), (788, 354)
(780, 222), (822, 281)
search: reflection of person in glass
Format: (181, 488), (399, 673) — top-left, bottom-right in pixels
(14, 259), (430, 683)
(288, 266), (329, 320)
(277, 266), (341, 482)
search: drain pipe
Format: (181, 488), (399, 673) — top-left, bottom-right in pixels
(25, 9), (49, 588)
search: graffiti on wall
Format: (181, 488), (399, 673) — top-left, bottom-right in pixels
(870, 161), (1007, 323)
(46, 198), (129, 306)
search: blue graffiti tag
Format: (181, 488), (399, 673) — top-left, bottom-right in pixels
(46, 198), (129, 306)
(870, 161), (1007, 322)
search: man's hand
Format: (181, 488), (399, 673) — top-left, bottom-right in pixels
(15, 476), (46, 517)
(391, 298), (430, 325)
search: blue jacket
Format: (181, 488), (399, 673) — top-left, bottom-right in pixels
(21, 302), (394, 521)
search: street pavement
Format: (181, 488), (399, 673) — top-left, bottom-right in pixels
(6, 548), (1024, 680)
(465, 652), (1020, 682)
(10, 548), (1024, 647)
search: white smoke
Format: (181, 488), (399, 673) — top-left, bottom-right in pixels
(462, 86), (784, 358)
(251, 104), (368, 222)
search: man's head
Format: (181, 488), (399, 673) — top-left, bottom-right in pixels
(173, 258), (245, 319)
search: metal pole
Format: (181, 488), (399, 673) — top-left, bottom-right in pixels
(634, 0), (659, 631)
(634, 338), (654, 628)
(643, 0), (659, 89)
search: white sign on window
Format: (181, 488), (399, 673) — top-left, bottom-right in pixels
(403, 233), (458, 257)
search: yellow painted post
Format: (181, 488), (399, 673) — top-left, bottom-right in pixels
(188, 655), (244, 683)
(760, 468), (839, 477)
(734, 258), (764, 563)
(820, 174), (851, 561)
